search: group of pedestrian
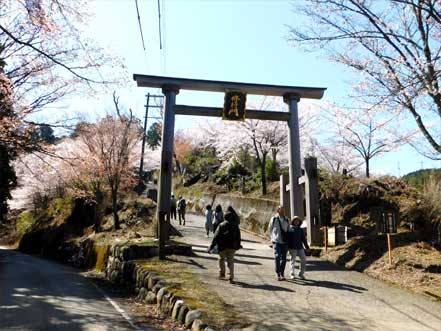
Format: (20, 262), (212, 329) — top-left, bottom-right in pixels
(204, 204), (239, 237)
(170, 195), (309, 284)
(170, 194), (187, 225)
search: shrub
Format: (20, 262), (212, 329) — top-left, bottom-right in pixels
(265, 159), (279, 182)
(16, 210), (34, 235)
(420, 177), (441, 224)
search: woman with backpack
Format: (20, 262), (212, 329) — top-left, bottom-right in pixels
(208, 209), (241, 284)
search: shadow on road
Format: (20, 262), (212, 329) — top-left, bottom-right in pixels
(233, 281), (295, 292)
(287, 278), (367, 293)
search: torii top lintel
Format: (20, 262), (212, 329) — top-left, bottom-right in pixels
(133, 74), (326, 99)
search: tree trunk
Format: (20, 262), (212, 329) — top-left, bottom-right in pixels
(365, 158), (370, 178)
(111, 191), (120, 230)
(174, 153), (183, 175)
(271, 148), (278, 163)
(261, 152), (267, 195)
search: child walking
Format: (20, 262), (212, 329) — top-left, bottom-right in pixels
(205, 204), (214, 237)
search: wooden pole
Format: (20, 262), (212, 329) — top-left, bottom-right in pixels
(387, 233), (393, 265)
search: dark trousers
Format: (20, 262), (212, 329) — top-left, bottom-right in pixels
(170, 207), (177, 220)
(273, 242), (288, 276)
(178, 209), (186, 225)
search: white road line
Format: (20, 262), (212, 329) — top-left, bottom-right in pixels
(88, 281), (142, 331)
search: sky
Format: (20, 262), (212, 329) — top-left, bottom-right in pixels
(72, 0), (440, 176)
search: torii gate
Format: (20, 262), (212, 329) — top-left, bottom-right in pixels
(133, 74), (326, 259)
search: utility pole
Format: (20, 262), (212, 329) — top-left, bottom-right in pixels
(139, 93), (163, 187)
(139, 93), (150, 180)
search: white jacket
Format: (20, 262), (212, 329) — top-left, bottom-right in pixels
(268, 214), (290, 244)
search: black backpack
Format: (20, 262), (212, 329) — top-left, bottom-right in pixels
(219, 222), (241, 250)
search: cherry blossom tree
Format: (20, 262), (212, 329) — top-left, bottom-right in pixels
(310, 137), (364, 176)
(201, 97), (319, 195)
(1, 0), (124, 220)
(320, 103), (407, 178)
(288, 0), (441, 160)
(79, 94), (142, 229)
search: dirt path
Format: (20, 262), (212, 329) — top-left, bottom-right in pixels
(173, 213), (441, 331)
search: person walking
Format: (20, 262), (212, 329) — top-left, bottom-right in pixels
(287, 216), (310, 280)
(205, 204), (214, 237)
(267, 205), (290, 281)
(213, 204), (223, 233)
(227, 205), (240, 224)
(177, 197), (186, 225)
(208, 210), (241, 284)
(170, 194), (177, 221)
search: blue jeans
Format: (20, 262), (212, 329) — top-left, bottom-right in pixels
(273, 242), (288, 276)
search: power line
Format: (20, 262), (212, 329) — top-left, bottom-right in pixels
(157, 0), (163, 50)
(135, 0), (146, 51)
(160, 0), (166, 74)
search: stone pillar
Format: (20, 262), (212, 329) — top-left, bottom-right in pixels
(284, 94), (304, 219)
(157, 85), (179, 259)
(304, 157), (321, 245)
(279, 174), (290, 217)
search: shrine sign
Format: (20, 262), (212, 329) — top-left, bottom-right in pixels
(223, 91), (246, 121)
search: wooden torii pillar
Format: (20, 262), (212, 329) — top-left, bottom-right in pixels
(133, 74), (326, 259)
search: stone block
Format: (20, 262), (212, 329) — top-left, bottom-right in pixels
(146, 291), (157, 304)
(177, 305), (189, 325)
(162, 292), (175, 315)
(109, 270), (120, 283)
(172, 300), (184, 320)
(191, 319), (207, 331)
(137, 287), (147, 301)
(148, 275), (161, 290)
(156, 287), (168, 304)
(152, 281), (166, 294)
(185, 309), (202, 329)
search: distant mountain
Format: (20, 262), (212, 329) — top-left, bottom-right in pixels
(402, 168), (441, 190)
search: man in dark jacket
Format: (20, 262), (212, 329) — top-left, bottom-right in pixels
(287, 216), (310, 279)
(208, 210), (241, 284)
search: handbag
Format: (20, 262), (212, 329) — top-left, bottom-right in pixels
(277, 217), (289, 243)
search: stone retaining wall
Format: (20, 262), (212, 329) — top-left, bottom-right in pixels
(104, 244), (214, 331)
(186, 192), (278, 236)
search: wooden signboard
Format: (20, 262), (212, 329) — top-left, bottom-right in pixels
(381, 210), (398, 234)
(223, 91), (246, 121)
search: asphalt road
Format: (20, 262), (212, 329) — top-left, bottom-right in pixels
(0, 247), (151, 331)
(175, 213), (441, 331)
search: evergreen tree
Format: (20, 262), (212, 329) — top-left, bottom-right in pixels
(146, 122), (162, 150)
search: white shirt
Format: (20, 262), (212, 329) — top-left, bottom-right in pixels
(268, 214), (290, 243)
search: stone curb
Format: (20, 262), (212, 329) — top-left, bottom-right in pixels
(104, 243), (215, 331)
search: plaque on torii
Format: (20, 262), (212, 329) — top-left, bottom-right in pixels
(223, 91), (246, 121)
